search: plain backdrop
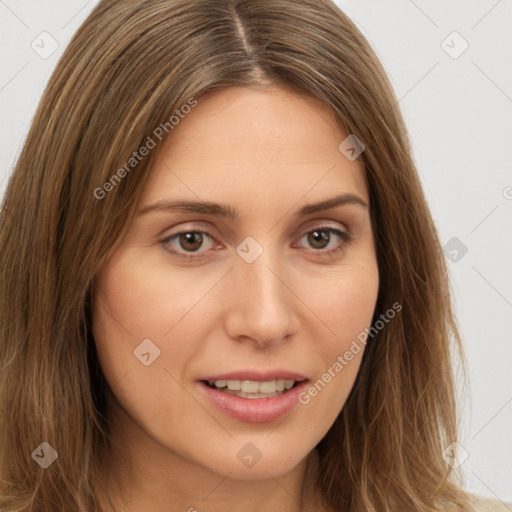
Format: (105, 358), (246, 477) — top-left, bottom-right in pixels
(1, 0), (511, 503)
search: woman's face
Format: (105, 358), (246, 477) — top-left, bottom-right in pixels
(92, 85), (379, 481)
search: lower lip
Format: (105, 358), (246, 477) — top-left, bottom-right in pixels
(196, 380), (309, 423)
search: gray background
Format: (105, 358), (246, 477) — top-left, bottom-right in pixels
(1, 0), (511, 502)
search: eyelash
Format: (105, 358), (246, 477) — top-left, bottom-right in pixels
(160, 226), (353, 260)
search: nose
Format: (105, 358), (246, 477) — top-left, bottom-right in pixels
(223, 248), (298, 348)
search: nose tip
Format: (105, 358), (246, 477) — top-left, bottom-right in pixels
(224, 249), (297, 347)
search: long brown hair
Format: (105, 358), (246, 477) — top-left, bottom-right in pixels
(0, 0), (474, 510)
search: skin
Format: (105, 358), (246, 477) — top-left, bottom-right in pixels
(92, 85), (379, 512)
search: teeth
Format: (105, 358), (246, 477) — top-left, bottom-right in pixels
(258, 381), (276, 393)
(241, 381), (260, 393)
(210, 379), (296, 394)
(227, 380), (241, 390)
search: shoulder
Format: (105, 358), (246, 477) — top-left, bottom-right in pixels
(466, 493), (512, 512)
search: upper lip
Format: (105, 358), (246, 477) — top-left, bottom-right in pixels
(199, 369), (308, 382)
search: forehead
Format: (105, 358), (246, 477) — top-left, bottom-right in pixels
(141, 86), (368, 209)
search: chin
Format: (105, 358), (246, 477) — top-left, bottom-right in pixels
(197, 438), (312, 481)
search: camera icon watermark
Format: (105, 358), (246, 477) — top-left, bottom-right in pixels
(31, 441), (58, 468)
(442, 441), (469, 469)
(236, 442), (262, 468)
(236, 236), (263, 263)
(338, 134), (365, 161)
(441, 31), (469, 60)
(443, 236), (468, 263)
(134, 338), (161, 366)
(31, 31), (59, 59)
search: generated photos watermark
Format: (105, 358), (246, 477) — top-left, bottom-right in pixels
(298, 301), (402, 405)
(93, 97), (198, 200)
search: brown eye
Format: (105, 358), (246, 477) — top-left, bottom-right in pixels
(161, 230), (215, 258)
(298, 227), (351, 253)
(307, 230), (331, 249)
(178, 232), (204, 252)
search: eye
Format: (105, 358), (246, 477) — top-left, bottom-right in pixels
(160, 225), (353, 260)
(161, 230), (216, 258)
(296, 227), (352, 257)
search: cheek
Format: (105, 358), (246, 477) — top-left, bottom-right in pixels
(91, 246), (228, 403)
(91, 249), (180, 383)
(296, 259), (379, 415)
(335, 265), (379, 335)
(92, 248), (211, 344)
(308, 259), (379, 351)
(91, 249), (206, 429)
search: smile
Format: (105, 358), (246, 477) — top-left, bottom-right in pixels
(197, 378), (309, 423)
(205, 379), (298, 398)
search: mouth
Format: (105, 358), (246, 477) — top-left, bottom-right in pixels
(202, 378), (304, 399)
(197, 376), (310, 423)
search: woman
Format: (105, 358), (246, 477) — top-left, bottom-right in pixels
(0, 0), (508, 510)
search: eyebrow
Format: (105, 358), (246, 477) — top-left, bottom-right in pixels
(139, 193), (368, 219)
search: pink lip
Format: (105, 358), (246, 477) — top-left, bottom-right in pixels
(199, 369), (308, 382)
(196, 379), (309, 423)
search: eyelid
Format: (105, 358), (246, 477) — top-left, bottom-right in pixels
(296, 219), (349, 237)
